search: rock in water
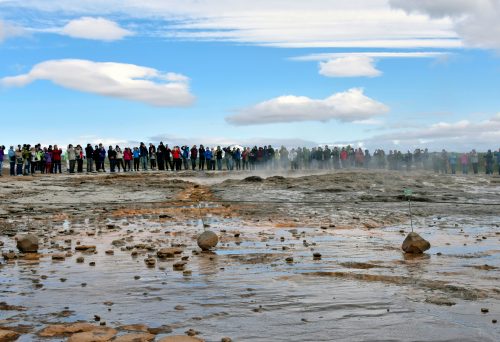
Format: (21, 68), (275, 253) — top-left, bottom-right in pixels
(197, 231), (219, 251)
(16, 234), (39, 253)
(402, 232), (430, 253)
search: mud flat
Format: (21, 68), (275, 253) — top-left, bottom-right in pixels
(1, 170), (499, 341)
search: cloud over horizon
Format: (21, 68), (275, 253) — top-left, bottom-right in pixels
(226, 88), (389, 126)
(1, 59), (195, 107)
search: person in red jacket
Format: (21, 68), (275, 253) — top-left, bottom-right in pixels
(52, 145), (62, 173)
(123, 147), (133, 172)
(171, 146), (182, 171)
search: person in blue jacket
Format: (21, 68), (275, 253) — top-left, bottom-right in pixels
(205, 147), (213, 171)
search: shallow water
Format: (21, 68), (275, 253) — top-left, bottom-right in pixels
(1, 213), (499, 341)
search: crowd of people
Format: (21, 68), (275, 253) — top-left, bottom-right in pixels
(0, 143), (499, 176)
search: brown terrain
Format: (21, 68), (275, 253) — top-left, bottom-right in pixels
(0, 169), (499, 341)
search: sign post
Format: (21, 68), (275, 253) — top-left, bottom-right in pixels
(404, 189), (413, 232)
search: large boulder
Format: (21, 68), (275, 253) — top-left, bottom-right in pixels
(402, 232), (431, 253)
(158, 336), (204, 342)
(16, 234), (39, 253)
(197, 231), (218, 251)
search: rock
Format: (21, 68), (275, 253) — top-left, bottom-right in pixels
(38, 323), (97, 337)
(16, 234), (39, 253)
(0, 330), (20, 341)
(67, 327), (117, 342)
(243, 176), (263, 182)
(197, 231), (218, 251)
(51, 253), (66, 260)
(119, 324), (149, 332)
(158, 336), (204, 342)
(144, 258), (156, 266)
(113, 333), (156, 342)
(481, 308), (489, 313)
(285, 257), (294, 263)
(2, 251), (17, 260)
(173, 261), (187, 271)
(75, 245), (96, 252)
(313, 252), (322, 260)
(157, 247), (183, 258)
(105, 250), (114, 255)
(221, 338), (232, 342)
(76, 256), (85, 263)
(401, 232), (430, 254)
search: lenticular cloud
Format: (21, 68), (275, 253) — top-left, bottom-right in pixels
(226, 88), (389, 125)
(1, 59), (195, 107)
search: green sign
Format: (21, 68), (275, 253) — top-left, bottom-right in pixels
(403, 189), (413, 196)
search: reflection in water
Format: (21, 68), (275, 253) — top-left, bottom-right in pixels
(0, 215), (499, 341)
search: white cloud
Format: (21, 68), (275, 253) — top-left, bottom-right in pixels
(1, 59), (194, 107)
(367, 113), (500, 150)
(319, 56), (381, 78)
(390, 0), (500, 50)
(0, 0), (460, 49)
(60, 17), (132, 41)
(226, 88), (389, 126)
(292, 51), (448, 61)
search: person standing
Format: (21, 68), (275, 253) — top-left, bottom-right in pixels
(149, 143), (157, 170)
(165, 144), (173, 170)
(0, 145), (4, 176)
(123, 147), (132, 172)
(98, 145), (107, 172)
(205, 147), (213, 170)
(8, 146), (15, 176)
(133, 147), (140, 171)
(190, 145), (198, 170)
(172, 146), (182, 171)
(115, 146), (125, 172)
(85, 144), (94, 172)
(181, 146), (189, 170)
(75, 145), (83, 173)
(67, 144), (76, 173)
(157, 142), (165, 170)
(15, 148), (23, 176)
(44, 147), (52, 174)
(470, 149), (479, 174)
(216, 146), (223, 171)
(449, 152), (457, 174)
(199, 145), (206, 171)
(52, 145), (62, 174)
(496, 148), (500, 175)
(108, 146), (117, 172)
(460, 152), (469, 174)
(485, 149), (494, 175)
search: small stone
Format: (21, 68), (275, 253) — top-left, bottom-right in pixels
(402, 232), (431, 254)
(481, 308), (489, 313)
(134, 275), (141, 280)
(221, 338), (232, 342)
(144, 257), (156, 266)
(89, 261), (96, 266)
(52, 253), (66, 260)
(197, 231), (219, 251)
(173, 261), (187, 271)
(76, 256), (85, 263)
(313, 252), (322, 260)
(105, 250), (114, 255)
(285, 257), (294, 263)
(492, 319), (497, 324)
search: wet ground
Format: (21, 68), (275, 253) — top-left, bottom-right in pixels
(1, 170), (499, 341)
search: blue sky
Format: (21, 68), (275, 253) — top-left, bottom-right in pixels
(1, 0), (499, 151)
